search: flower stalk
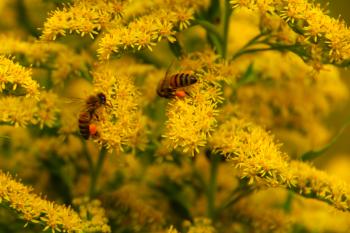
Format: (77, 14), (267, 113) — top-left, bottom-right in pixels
(89, 146), (108, 198)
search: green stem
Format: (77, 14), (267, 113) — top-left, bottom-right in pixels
(230, 32), (269, 60)
(222, 0), (233, 58)
(16, 0), (39, 37)
(207, 151), (220, 220)
(219, 190), (249, 211)
(193, 19), (223, 43)
(209, 33), (224, 56)
(283, 191), (294, 213)
(193, 19), (224, 55)
(232, 45), (294, 60)
(82, 140), (93, 175)
(134, 51), (166, 68)
(240, 33), (267, 51)
(217, 180), (253, 214)
(89, 146), (108, 197)
(168, 39), (183, 58)
(207, 0), (220, 21)
(301, 116), (350, 161)
(214, 178), (253, 217)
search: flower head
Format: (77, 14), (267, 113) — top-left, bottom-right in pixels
(0, 56), (40, 99)
(91, 64), (145, 152)
(0, 171), (83, 232)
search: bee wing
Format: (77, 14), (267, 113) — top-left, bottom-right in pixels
(165, 59), (176, 78)
(60, 96), (87, 116)
(62, 96), (85, 105)
(161, 59), (179, 85)
(167, 58), (183, 76)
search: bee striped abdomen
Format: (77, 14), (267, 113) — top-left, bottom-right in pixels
(157, 70), (198, 99)
(183, 73), (192, 86)
(170, 73), (197, 88)
(78, 111), (92, 140)
(77, 92), (107, 140)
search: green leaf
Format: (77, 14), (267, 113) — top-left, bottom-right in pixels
(236, 63), (256, 87)
(168, 40), (183, 58)
(282, 191), (294, 213)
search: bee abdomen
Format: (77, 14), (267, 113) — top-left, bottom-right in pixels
(78, 112), (92, 140)
(78, 112), (91, 124)
(170, 73), (197, 88)
(80, 127), (90, 140)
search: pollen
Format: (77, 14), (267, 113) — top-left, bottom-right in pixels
(89, 123), (98, 136)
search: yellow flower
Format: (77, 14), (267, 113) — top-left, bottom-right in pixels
(0, 36), (93, 85)
(41, 0), (125, 41)
(231, 51), (348, 151)
(91, 64), (144, 152)
(0, 171), (83, 232)
(230, 0), (350, 66)
(36, 91), (60, 129)
(184, 218), (216, 233)
(230, 0), (255, 10)
(163, 87), (219, 155)
(210, 116), (350, 212)
(73, 197), (111, 233)
(0, 96), (38, 127)
(97, 0), (206, 60)
(0, 56), (40, 99)
(163, 50), (243, 155)
(0, 91), (59, 128)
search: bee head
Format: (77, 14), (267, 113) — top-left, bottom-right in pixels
(190, 76), (198, 84)
(97, 93), (106, 104)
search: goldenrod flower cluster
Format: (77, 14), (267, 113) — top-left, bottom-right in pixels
(166, 218), (218, 233)
(211, 117), (350, 212)
(92, 64), (145, 151)
(184, 218), (217, 233)
(0, 56), (39, 98)
(73, 197), (111, 233)
(230, 0), (350, 67)
(41, 0), (126, 41)
(0, 91), (59, 128)
(0, 36), (92, 85)
(0, 171), (83, 232)
(233, 51), (348, 152)
(42, 0), (208, 60)
(1, 0), (350, 232)
(97, 1), (198, 60)
(163, 51), (240, 155)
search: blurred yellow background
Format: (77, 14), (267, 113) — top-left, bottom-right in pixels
(317, 0), (350, 161)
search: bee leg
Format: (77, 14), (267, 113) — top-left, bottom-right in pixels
(181, 91), (193, 98)
(92, 131), (100, 138)
(164, 88), (176, 99)
(184, 90), (192, 97)
(92, 113), (100, 121)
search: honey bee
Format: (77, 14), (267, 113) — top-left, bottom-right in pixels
(78, 123), (98, 140)
(157, 65), (198, 98)
(78, 93), (107, 140)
